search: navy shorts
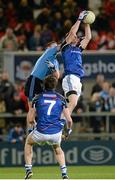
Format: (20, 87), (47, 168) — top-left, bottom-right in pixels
(24, 75), (43, 101)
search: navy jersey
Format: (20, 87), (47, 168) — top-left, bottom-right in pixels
(61, 42), (84, 78)
(32, 91), (67, 134)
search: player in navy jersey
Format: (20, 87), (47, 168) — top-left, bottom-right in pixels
(24, 42), (60, 132)
(60, 11), (92, 114)
(24, 75), (73, 179)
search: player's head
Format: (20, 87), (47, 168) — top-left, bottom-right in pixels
(46, 41), (58, 48)
(72, 34), (84, 44)
(44, 75), (58, 91)
(46, 41), (61, 52)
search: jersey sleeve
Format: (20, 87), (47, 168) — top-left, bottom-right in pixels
(57, 93), (68, 108)
(40, 46), (58, 60)
(54, 59), (59, 71)
(47, 46), (58, 56)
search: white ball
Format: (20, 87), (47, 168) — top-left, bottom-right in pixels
(83, 11), (95, 24)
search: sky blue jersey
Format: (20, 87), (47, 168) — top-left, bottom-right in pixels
(31, 46), (59, 80)
(61, 44), (84, 78)
(32, 91), (67, 134)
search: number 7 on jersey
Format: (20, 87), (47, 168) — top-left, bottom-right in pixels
(44, 100), (56, 115)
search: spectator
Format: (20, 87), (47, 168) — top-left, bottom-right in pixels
(28, 25), (42, 51)
(94, 8), (109, 32)
(88, 0), (102, 16)
(0, 71), (15, 111)
(0, 8), (8, 37)
(0, 94), (6, 113)
(99, 81), (110, 101)
(62, 19), (73, 37)
(62, 7), (72, 22)
(40, 24), (54, 48)
(14, 81), (28, 112)
(87, 30), (100, 50)
(0, 94), (6, 141)
(91, 74), (105, 95)
(17, 0), (33, 22)
(28, 0), (43, 9)
(99, 81), (110, 130)
(51, 0), (62, 12)
(17, 35), (28, 51)
(89, 93), (104, 135)
(35, 7), (51, 26)
(9, 92), (26, 115)
(0, 28), (18, 51)
(50, 11), (63, 39)
(104, 86), (115, 132)
(5, 1), (18, 29)
(63, 0), (77, 15)
(8, 123), (24, 143)
(97, 32), (108, 51)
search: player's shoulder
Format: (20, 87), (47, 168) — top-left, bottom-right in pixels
(60, 39), (69, 51)
(46, 46), (58, 53)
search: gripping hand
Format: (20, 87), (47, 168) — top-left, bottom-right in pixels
(62, 128), (72, 140)
(45, 60), (56, 72)
(78, 10), (88, 21)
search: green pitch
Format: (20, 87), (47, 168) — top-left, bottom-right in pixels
(0, 166), (115, 179)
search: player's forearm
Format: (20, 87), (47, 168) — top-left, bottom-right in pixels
(81, 24), (92, 49)
(63, 108), (73, 129)
(66, 20), (81, 44)
(84, 24), (92, 41)
(69, 20), (81, 35)
(27, 108), (36, 124)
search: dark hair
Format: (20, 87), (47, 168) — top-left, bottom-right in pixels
(46, 41), (57, 47)
(44, 75), (58, 90)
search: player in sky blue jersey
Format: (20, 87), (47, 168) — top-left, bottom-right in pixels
(60, 11), (92, 115)
(25, 42), (60, 101)
(24, 42), (60, 131)
(24, 75), (73, 180)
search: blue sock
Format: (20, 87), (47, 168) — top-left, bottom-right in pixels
(25, 164), (32, 172)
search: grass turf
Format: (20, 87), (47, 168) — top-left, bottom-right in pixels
(0, 166), (115, 179)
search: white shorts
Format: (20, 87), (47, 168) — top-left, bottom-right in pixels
(30, 129), (62, 145)
(62, 74), (82, 97)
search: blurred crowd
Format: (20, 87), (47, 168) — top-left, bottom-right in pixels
(0, 0), (115, 52)
(0, 70), (115, 142)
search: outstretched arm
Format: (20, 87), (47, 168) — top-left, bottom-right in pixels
(80, 23), (92, 49)
(66, 11), (88, 44)
(66, 20), (81, 44)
